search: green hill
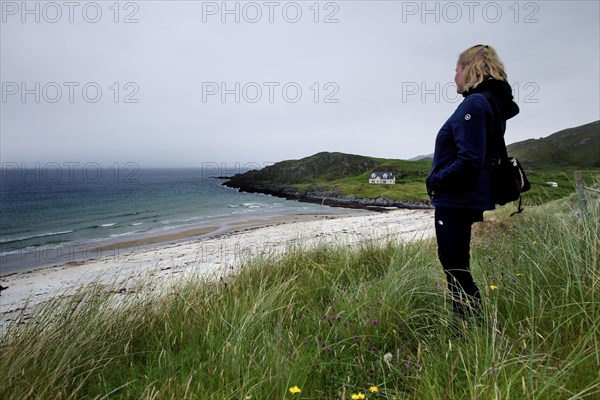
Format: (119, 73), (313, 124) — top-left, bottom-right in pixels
(507, 120), (599, 168)
(231, 152), (381, 184)
(229, 151), (429, 185)
(224, 152), (431, 207)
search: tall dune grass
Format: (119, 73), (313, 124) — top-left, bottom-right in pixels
(1, 195), (598, 399)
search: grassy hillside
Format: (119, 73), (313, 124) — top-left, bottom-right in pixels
(313, 156), (431, 203)
(232, 152), (429, 185)
(1, 196), (598, 399)
(236, 152), (381, 184)
(227, 152), (432, 203)
(506, 120), (599, 205)
(507, 120), (599, 168)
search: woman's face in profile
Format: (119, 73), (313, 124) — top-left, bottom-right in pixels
(455, 63), (467, 94)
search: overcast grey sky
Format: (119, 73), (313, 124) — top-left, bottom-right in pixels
(1, 0), (599, 169)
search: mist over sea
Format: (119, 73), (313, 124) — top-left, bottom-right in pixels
(0, 167), (353, 273)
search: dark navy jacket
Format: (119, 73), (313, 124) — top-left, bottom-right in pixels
(426, 79), (519, 210)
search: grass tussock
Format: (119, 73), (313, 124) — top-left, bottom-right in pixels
(1, 196), (599, 400)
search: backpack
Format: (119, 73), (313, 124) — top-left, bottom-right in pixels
(482, 92), (531, 216)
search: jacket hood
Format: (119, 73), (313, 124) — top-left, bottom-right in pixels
(463, 79), (520, 120)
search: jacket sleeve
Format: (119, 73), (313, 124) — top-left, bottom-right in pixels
(429, 95), (490, 189)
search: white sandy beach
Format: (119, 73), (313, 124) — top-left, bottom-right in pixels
(0, 209), (434, 327)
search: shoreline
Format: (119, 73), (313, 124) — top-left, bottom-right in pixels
(0, 208), (435, 328)
(0, 208), (371, 276)
(221, 179), (434, 211)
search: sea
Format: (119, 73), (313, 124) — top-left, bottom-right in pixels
(0, 167), (360, 274)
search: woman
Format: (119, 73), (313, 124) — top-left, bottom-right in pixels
(426, 45), (520, 317)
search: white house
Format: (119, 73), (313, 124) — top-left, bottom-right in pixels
(369, 172), (395, 184)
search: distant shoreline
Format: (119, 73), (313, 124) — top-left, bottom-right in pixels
(0, 208), (371, 276)
(222, 181), (433, 211)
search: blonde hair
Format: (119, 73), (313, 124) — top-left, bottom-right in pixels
(457, 44), (507, 92)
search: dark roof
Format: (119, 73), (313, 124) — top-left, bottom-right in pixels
(370, 172), (394, 179)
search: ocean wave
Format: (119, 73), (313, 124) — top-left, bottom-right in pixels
(205, 213), (231, 219)
(100, 223), (117, 228)
(109, 231), (138, 238)
(131, 222), (144, 226)
(0, 241), (72, 257)
(243, 203), (262, 208)
(173, 216), (204, 223)
(0, 230), (74, 245)
(161, 215), (203, 225)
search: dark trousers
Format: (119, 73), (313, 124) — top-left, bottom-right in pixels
(434, 207), (483, 317)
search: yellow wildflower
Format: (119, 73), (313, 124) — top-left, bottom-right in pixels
(369, 386), (379, 393)
(289, 386), (301, 394)
(490, 285), (498, 291)
(351, 393), (366, 400)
